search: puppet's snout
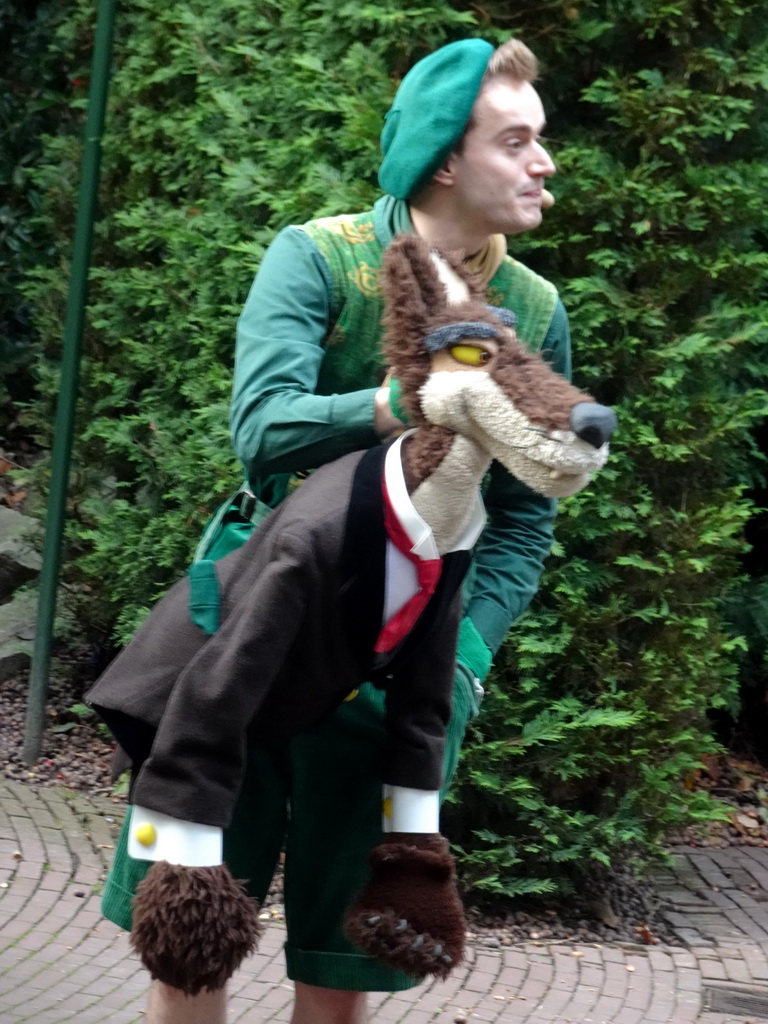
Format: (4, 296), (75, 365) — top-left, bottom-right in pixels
(569, 402), (617, 449)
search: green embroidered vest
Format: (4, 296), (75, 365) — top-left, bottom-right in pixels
(299, 210), (559, 401)
(298, 213), (388, 397)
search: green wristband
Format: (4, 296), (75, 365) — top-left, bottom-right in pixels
(388, 377), (409, 424)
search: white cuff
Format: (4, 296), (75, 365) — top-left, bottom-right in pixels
(127, 806), (223, 866)
(382, 785), (440, 833)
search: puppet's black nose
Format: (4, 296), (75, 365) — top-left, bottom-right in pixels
(570, 403), (617, 449)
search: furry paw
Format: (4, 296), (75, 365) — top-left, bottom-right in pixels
(346, 907), (459, 979)
(344, 833), (465, 979)
(131, 861), (263, 995)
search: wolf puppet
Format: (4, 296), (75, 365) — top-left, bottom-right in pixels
(87, 234), (616, 994)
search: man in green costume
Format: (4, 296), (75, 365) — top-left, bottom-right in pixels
(104, 34), (567, 1024)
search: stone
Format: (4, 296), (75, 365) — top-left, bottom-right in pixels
(0, 506), (41, 602)
(591, 894), (620, 928)
(0, 590), (38, 682)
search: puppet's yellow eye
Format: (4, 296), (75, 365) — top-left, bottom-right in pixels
(449, 345), (491, 366)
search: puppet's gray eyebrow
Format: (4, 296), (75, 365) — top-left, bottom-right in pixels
(423, 307), (517, 353)
(424, 322), (501, 352)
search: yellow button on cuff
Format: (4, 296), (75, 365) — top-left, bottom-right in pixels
(343, 689), (359, 702)
(135, 823), (157, 847)
(382, 797), (393, 820)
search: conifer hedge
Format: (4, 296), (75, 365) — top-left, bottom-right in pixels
(6, 0), (768, 892)
(1, 0), (76, 420)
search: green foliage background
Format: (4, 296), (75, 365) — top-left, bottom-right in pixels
(4, 0), (768, 894)
(0, 0), (78, 422)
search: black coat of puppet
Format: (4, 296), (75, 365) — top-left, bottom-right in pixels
(87, 235), (616, 994)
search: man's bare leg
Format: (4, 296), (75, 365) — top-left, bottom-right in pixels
(145, 981), (226, 1024)
(290, 981), (368, 1024)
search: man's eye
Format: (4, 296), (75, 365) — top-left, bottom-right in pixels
(449, 345), (491, 366)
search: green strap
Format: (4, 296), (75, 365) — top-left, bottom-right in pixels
(189, 488), (275, 635)
(193, 493), (236, 564)
(187, 559), (221, 636)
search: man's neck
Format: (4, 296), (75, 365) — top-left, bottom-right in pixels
(408, 203), (491, 257)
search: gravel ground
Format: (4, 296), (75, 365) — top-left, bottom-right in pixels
(4, 667), (768, 950)
(1, 671), (118, 795)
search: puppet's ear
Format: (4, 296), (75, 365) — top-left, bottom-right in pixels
(381, 235), (474, 360)
(380, 235), (445, 380)
(380, 235), (483, 417)
(382, 235), (449, 337)
(428, 251), (471, 306)
(382, 234), (485, 327)
(383, 235), (485, 313)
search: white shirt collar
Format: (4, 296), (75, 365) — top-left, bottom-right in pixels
(383, 430), (486, 558)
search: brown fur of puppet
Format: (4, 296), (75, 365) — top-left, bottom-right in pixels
(131, 861), (263, 995)
(343, 833), (465, 979)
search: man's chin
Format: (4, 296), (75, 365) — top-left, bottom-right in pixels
(502, 209), (543, 236)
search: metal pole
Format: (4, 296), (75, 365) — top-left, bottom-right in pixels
(23, 0), (119, 764)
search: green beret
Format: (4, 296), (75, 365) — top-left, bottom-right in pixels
(378, 39), (494, 200)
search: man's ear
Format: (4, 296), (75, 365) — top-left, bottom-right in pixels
(432, 155), (457, 187)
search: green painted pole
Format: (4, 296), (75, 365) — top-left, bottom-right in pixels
(23, 0), (119, 764)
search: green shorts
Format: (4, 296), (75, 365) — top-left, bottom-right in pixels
(101, 672), (478, 992)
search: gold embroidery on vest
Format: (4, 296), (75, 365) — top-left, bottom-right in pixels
(326, 322), (347, 348)
(347, 262), (381, 297)
(312, 216), (376, 245)
(484, 286), (506, 309)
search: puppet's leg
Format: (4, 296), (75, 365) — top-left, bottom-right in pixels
(131, 862), (263, 995)
(343, 832), (465, 979)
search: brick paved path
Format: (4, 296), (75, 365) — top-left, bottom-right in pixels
(2, 778), (768, 1023)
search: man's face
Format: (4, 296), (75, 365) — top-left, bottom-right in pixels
(444, 77), (556, 238)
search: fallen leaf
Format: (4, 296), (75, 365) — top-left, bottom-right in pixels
(636, 924), (657, 945)
(2, 489), (27, 509)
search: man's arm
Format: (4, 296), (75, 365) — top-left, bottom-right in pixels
(230, 227), (385, 481)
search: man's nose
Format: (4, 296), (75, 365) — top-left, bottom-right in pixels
(569, 402), (617, 449)
(531, 141), (556, 177)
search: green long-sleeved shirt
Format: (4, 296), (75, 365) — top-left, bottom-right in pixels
(230, 196), (572, 683)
